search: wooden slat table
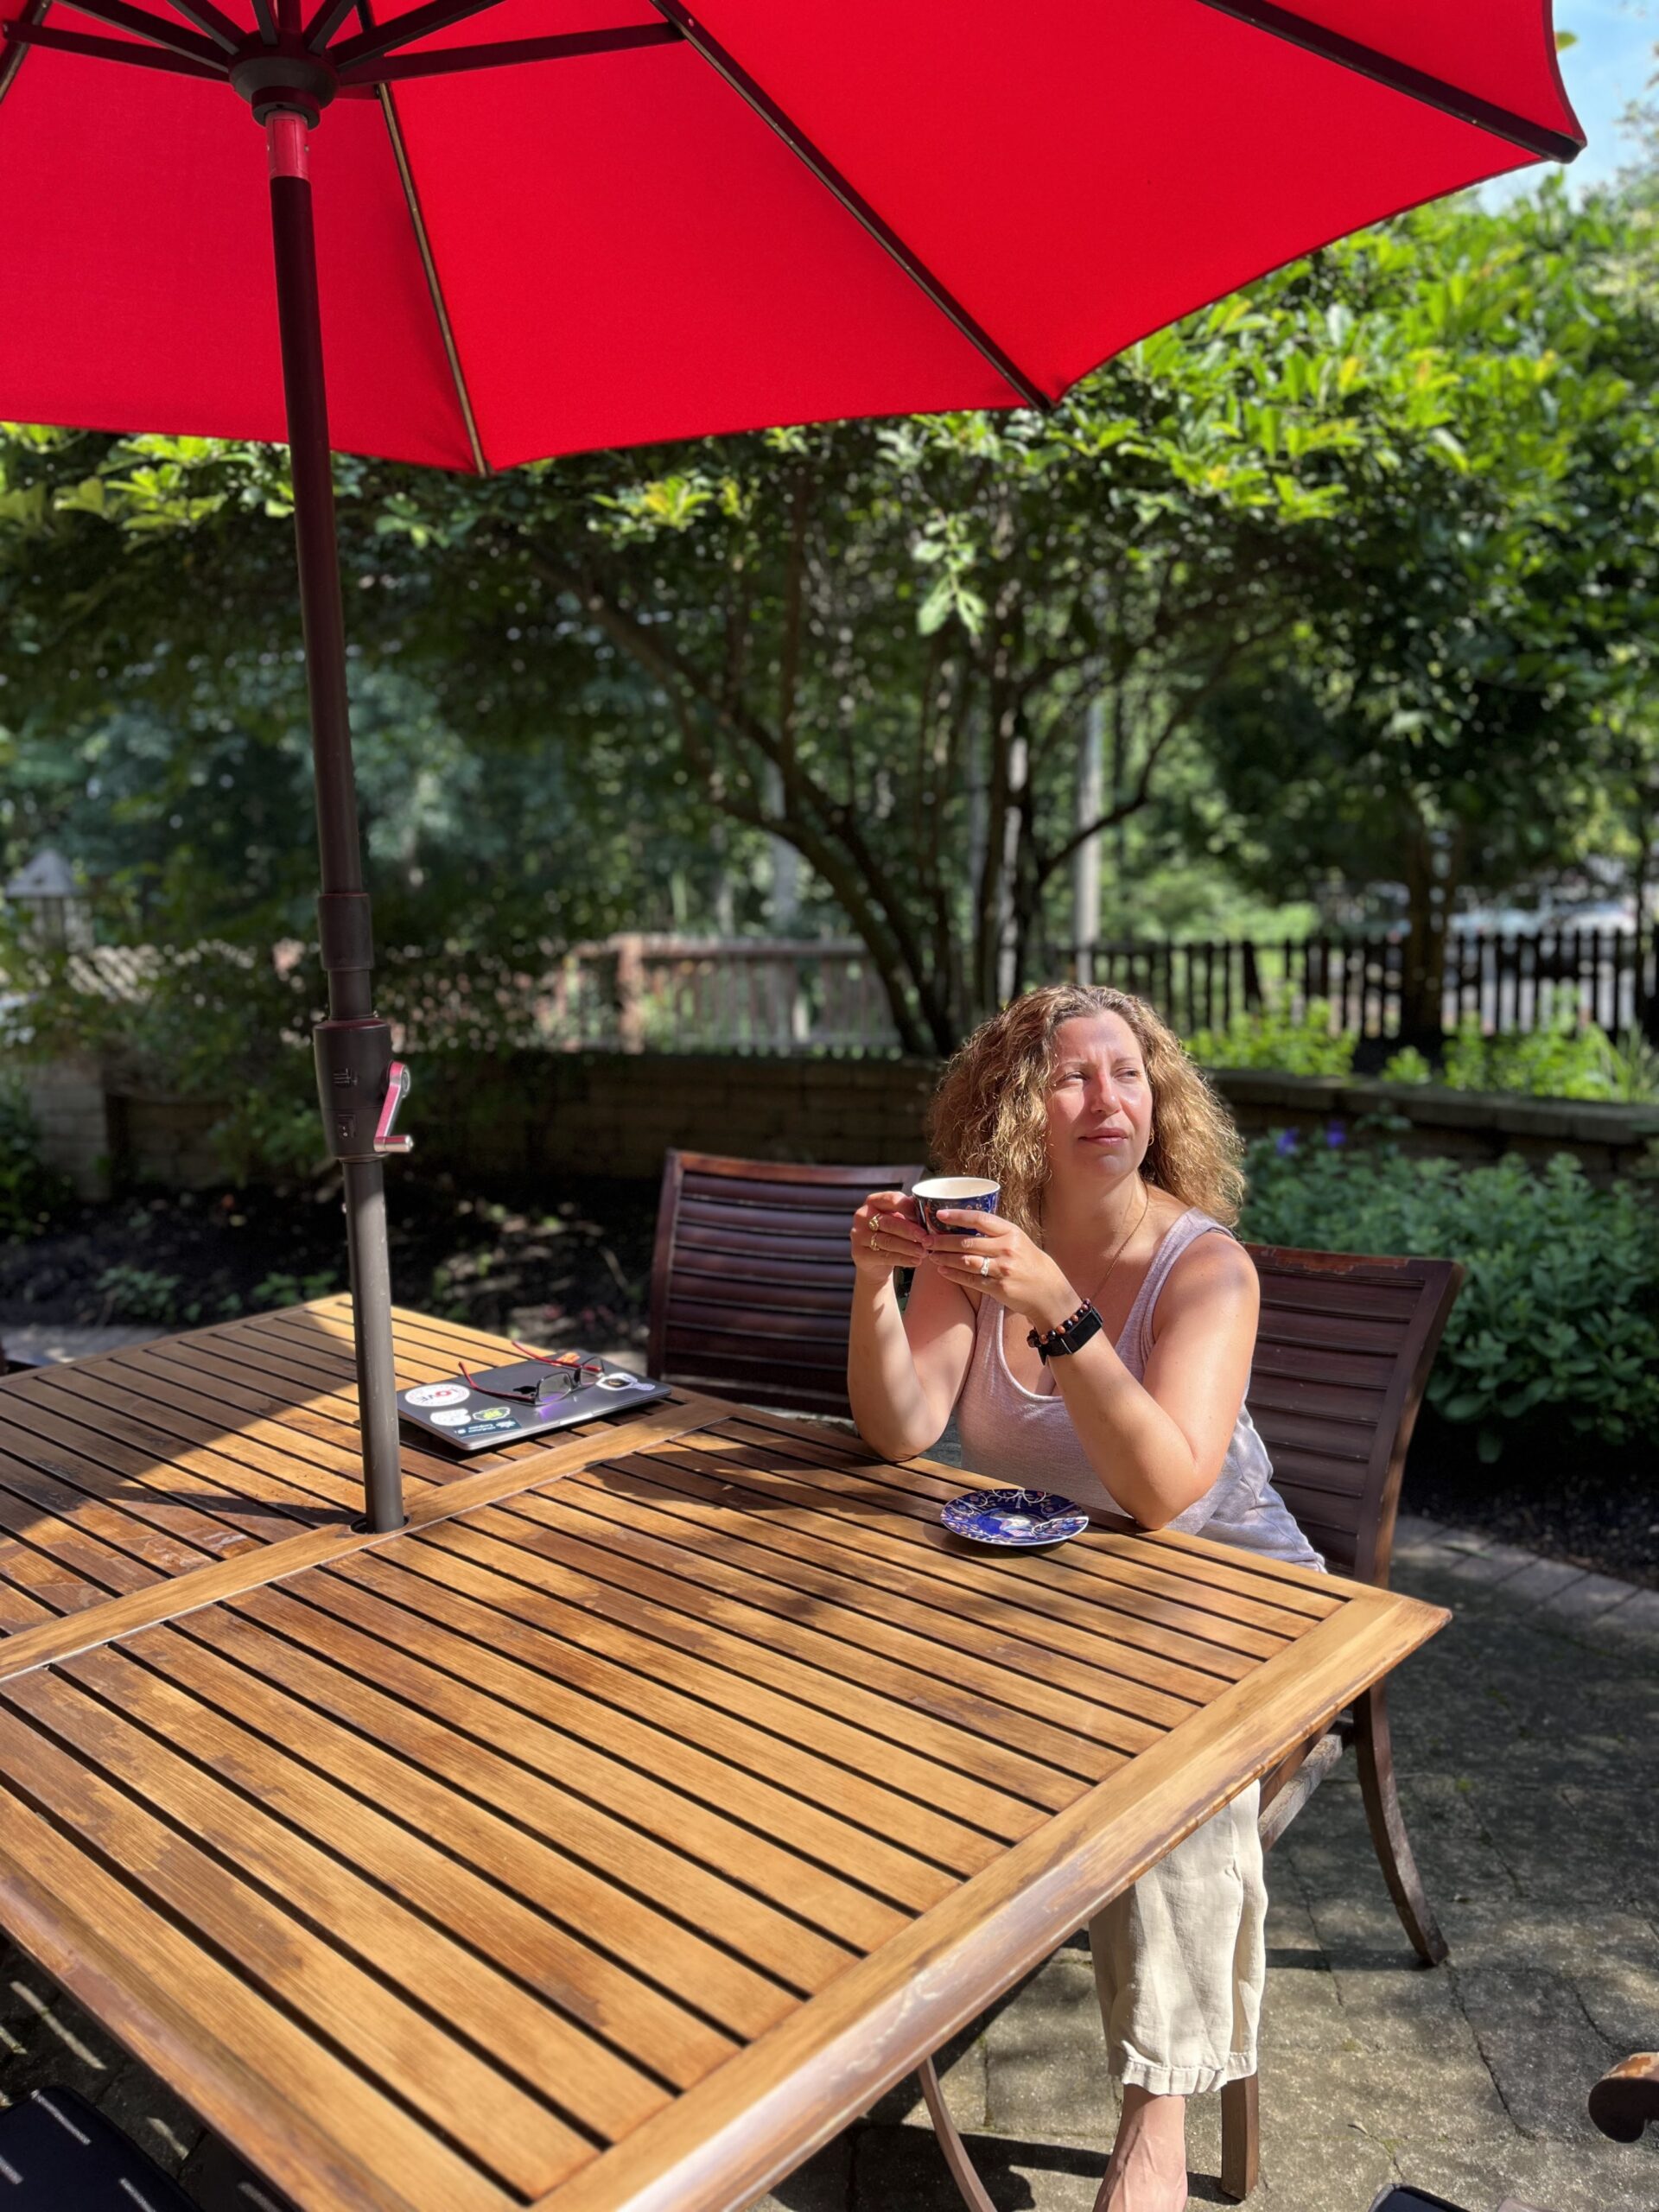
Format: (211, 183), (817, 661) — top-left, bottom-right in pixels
(0, 1300), (1447, 2212)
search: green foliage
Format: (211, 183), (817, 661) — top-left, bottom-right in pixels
(1242, 1141), (1659, 1459)
(1440, 1008), (1659, 1103)
(1378, 1044), (1433, 1084)
(250, 1268), (339, 1310)
(96, 1257), (340, 1325)
(1186, 998), (1356, 1076)
(94, 1264), (184, 1320)
(1200, 1006), (1659, 1103)
(92, 1262), (247, 1326)
(206, 1091), (327, 1185)
(3, 186), (1657, 1052)
(0, 1081), (73, 1237)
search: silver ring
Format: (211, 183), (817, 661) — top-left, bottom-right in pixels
(978, 1256), (991, 1278)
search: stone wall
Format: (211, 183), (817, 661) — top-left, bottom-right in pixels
(413, 1051), (943, 1182)
(21, 1050), (1659, 1194)
(414, 1053), (1659, 1185)
(1215, 1070), (1659, 1183)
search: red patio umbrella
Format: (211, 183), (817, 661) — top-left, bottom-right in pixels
(0, 0), (1582, 1529)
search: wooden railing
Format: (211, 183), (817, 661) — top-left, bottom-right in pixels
(577, 935), (904, 1052)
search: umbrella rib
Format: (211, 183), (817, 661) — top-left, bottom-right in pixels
(304, 0), (360, 51)
(645, 0), (1051, 413)
(339, 20), (680, 85)
(375, 81), (488, 472)
(0, 0), (51, 112)
(3, 16), (226, 73)
(327, 0), (512, 69)
(1193, 0), (1582, 162)
(48, 0), (225, 66)
(164, 0), (243, 51)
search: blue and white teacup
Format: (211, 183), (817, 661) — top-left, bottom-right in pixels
(912, 1175), (1001, 1237)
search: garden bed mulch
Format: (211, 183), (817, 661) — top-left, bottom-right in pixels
(1402, 1412), (1656, 1592)
(0, 1169), (660, 1354)
(3, 1175), (1652, 1589)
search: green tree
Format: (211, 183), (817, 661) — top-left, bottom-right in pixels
(1193, 186), (1659, 1033)
(4, 186), (1651, 1049)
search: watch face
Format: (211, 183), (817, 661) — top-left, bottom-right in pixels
(1058, 1305), (1103, 1354)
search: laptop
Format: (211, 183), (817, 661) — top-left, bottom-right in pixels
(397, 1351), (669, 1452)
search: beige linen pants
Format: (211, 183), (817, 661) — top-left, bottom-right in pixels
(1089, 1783), (1265, 2096)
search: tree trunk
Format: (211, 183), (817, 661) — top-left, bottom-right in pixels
(1398, 816), (1461, 1051)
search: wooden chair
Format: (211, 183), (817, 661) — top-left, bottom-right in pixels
(1217, 1244), (1465, 2200)
(647, 1149), (925, 1419)
(1588, 2052), (1659, 2144)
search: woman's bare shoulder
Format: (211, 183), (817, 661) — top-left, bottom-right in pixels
(1159, 1219), (1259, 1316)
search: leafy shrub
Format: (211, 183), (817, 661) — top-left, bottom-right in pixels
(1377, 1044), (1433, 1084)
(207, 1090), (327, 1185)
(1242, 1137), (1659, 1459)
(1442, 1007), (1659, 1102)
(96, 1264), (187, 1322)
(0, 1082), (73, 1237)
(1383, 1005), (1659, 1103)
(1186, 998), (1356, 1077)
(250, 1268), (340, 1311)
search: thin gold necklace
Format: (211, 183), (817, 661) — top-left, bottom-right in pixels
(1079, 1179), (1150, 1315)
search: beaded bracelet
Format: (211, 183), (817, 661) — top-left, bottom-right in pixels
(1027, 1299), (1102, 1363)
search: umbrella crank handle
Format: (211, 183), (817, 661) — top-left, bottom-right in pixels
(375, 1062), (412, 1156)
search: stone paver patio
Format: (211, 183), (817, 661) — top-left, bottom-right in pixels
(0, 1517), (1653, 2212)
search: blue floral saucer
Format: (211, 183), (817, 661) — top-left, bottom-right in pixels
(940, 1487), (1090, 1548)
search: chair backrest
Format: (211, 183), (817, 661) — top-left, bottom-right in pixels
(1243, 1245), (1463, 1586)
(649, 1150), (926, 1418)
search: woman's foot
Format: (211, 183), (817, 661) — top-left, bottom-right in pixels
(1093, 2085), (1188, 2212)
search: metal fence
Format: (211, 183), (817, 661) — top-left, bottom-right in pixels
(1066, 927), (1659, 1044)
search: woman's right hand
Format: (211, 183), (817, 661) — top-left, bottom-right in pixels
(849, 1190), (929, 1283)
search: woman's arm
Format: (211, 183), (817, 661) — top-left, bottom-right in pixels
(1048, 1233), (1259, 1527)
(928, 1211), (1258, 1528)
(846, 1192), (978, 1460)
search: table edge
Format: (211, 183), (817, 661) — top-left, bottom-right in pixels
(529, 1585), (1446, 2212)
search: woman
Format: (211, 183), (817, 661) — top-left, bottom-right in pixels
(847, 984), (1321, 2212)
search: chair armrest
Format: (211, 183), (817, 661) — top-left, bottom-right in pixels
(1588, 2053), (1659, 2142)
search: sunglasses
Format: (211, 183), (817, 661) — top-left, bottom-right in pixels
(458, 1344), (607, 1404)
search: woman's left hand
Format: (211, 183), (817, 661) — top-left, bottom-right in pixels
(928, 1211), (1078, 1334)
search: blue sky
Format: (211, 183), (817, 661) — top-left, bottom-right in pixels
(1488, 0), (1653, 199)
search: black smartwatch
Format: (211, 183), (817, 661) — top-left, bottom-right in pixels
(1027, 1300), (1103, 1363)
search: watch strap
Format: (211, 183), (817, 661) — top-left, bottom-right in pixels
(1027, 1300), (1103, 1363)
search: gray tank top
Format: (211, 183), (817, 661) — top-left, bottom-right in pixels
(953, 1207), (1323, 1568)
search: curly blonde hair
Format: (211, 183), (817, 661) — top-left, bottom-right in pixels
(925, 985), (1244, 1236)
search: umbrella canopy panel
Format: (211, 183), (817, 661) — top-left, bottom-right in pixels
(0, 0), (1581, 471)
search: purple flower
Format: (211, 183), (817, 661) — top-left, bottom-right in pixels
(1325, 1122), (1347, 1148)
(1274, 1129), (1300, 1156)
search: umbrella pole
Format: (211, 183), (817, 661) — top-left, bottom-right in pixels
(266, 110), (407, 1533)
